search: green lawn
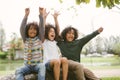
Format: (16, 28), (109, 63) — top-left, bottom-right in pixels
(81, 56), (120, 63)
(81, 56), (120, 79)
(81, 56), (120, 69)
(102, 77), (120, 80)
(0, 56), (120, 79)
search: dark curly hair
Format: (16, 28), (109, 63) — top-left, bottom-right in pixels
(45, 24), (58, 41)
(25, 22), (39, 38)
(61, 25), (78, 41)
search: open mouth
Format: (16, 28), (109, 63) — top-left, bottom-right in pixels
(49, 34), (55, 40)
(51, 35), (54, 37)
(30, 32), (36, 35)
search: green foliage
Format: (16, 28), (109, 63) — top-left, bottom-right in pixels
(59, 0), (90, 5)
(0, 51), (7, 59)
(0, 26), (5, 51)
(58, 0), (120, 9)
(76, 0), (90, 5)
(76, 0), (81, 5)
(59, 0), (63, 3)
(96, 0), (120, 9)
(112, 42), (120, 56)
(96, 0), (102, 7)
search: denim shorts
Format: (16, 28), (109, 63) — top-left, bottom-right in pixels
(45, 60), (52, 71)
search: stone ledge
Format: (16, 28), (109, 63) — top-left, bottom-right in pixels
(0, 70), (76, 80)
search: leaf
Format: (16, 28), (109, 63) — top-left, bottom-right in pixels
(106, 0), (110, 5)
(96, 0), (101, 8)
(76, 0), (81, 5)
(84, 0), (90, 3)
(102, 0), (107, 8)
(59, 0), (63, 3)
(115, 0), (120, 4)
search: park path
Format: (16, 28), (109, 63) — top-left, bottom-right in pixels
(92, 69), (120, 77)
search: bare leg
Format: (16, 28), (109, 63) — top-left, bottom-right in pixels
(60, 57), (68, 80)
(50, 59), (60, 80)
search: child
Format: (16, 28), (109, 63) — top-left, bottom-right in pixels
(42, 10), (68, 80)
(15, 8), (45, 80)
(43, 10), (85, 80)
(43, 25), (68, 80)
(57, 26), (103, 80)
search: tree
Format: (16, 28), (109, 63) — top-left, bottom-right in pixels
(112, 42), (120, 56)
(8, 32), (17, 60)
(95, 36), (104, 54)
(15, 38), (23, 50)
(0, 22), (5, 51)
(59, 0), (120, 9)
(103, 35), (120, 55)
(96, 0), (120, 9)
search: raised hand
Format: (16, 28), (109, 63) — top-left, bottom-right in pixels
(52, 10), (60, 35)
(39, 7), (49, 19)
(52, 10), (60, 19)
(97, 27), (103, 33)
(25, 8), (30, 17)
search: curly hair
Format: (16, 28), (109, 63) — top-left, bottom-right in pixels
(25, 22), (39, 38)
(61, 25), (78, 41)
(45, 23), (58, 41)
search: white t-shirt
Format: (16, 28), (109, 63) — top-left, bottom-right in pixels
(43, 39), (61, 63)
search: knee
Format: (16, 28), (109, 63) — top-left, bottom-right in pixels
(15, 68), (22, 75)
(61, 57), (68, 64)
(53, 60), (60, 67)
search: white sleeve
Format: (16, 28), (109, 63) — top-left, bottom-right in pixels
(57, 46), (62, 57)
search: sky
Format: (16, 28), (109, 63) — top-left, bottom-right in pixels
(0, 0), (120, 42)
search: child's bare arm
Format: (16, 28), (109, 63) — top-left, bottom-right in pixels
(52, 11), (60, 35)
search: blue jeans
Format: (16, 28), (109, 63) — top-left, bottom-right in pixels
(15, 63), (46, 80)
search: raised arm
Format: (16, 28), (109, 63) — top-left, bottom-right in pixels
(20, 8), (30, 42)
(80, 27), (103, 46)
(52, 11), (60, 35)
(39, 7), (49, 42)
(39, 7), (49, 27)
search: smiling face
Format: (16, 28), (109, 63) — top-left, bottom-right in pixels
(28, 25), (37, 38)
(48, 28), (55, 41)
(66, 29), (75, 42)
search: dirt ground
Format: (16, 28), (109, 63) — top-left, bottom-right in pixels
(93, 69), (120, 77)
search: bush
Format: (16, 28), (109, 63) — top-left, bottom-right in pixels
(0, 51), (7, 59)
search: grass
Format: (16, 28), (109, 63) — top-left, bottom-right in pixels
(81, 56), (120, 69)
(102, 77), (120, 80)
(81, 56), (120, 63)
(86, 65), (120, 70)
(0, 59), (23, 64)
(0, 59), (23, 76)
(0, 71), (15, 76)
(0, 56), (120, 79)
(81, 56), (120, 79)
